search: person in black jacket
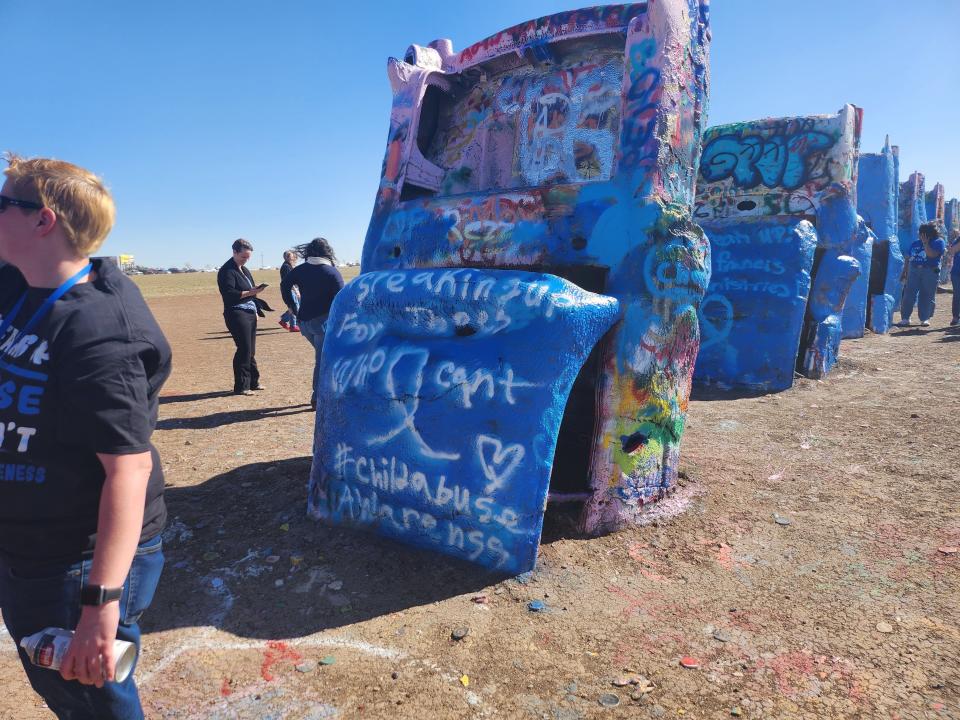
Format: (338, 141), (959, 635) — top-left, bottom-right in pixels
(278, 250), (300, 332)
(280, 237), (344, 409)
(217, 238), (269, 395)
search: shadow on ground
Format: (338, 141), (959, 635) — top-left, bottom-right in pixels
(690, 384), (781, 401)
(160, 391), (235, 405)
(201, 328), (288, 341)
(157, 405), (312, 430)
(143, 457), (502, 639)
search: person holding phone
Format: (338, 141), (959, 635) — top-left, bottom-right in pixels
(217, 239), (271, 395)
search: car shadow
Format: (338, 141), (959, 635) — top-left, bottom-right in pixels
(690, 384), (784, 401)
(142, 458), (501, 639)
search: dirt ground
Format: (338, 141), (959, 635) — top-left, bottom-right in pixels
(1, 274), (957, 720)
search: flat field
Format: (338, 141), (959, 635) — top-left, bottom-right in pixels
(1, 273), (957, 719)
(130, 267), (361, 299)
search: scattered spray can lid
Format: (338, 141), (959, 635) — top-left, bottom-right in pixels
(20, 627), (137, 683)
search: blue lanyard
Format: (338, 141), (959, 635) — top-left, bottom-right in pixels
(0, 262), (93, 355)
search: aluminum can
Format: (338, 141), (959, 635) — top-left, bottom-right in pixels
(19, 627), (137, 683)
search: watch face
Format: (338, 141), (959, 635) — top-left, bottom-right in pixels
(81, 585), (123, 605)
(80, 585), (101, 605)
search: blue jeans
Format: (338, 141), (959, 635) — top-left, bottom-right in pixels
(281, 290), (301, 327)
(900, 265), (939, 322)
(280, 309), (298, 327)
(0, 535), (164, 720)
(299, 315), (328, 406)
(952, 272), (960, 321)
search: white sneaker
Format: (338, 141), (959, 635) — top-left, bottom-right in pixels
(920, 320), (930, 327)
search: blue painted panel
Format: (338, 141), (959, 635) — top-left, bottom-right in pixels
(857, 144), (902, 334)
(694, 218), (817, 392)
(800, 252), (860, 378)
(866, 238), (904, 335)
(309, 269), (619, 574)
(898, 173), (927, 257)
(840, 218), (874, 339)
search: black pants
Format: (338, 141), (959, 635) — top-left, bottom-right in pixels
(224, 309), (260, 392)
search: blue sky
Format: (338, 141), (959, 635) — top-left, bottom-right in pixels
(3, 1), (958, 268)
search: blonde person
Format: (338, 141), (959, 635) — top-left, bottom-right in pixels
(0, 153), (171, 719)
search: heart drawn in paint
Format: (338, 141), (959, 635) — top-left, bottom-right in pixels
(476, 435), (525, 494)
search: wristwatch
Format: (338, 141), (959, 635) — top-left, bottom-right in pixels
(80, 584), (124, 606)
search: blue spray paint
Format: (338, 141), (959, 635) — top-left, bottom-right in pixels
(312, 2), (713, 568)
(800, 252), (861, 375)
(309, 270), (619, 574)
(898, 172), (927, 257)
(839, 218), (874, 339)
(856, 139), (904, 334)
(694, 218), (817, 391)
(694, 105), (863, 387)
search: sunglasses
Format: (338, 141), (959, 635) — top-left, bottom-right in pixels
(0, 195), (43, 213)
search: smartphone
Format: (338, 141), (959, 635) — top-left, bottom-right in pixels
(257, 283), (269, 289)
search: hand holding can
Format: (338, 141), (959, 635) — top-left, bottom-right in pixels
(19, 628), (137, 683)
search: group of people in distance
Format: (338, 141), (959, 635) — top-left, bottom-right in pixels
(216, 237), (344, 406)
(898, 220), (960, 328)
(0, 153), (344, 719)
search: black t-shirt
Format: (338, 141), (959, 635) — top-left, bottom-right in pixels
(0, 259), (171, 565)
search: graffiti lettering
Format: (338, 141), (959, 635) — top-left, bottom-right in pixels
(714, 251), (785, 275)
(336, 313), (384, 344)
(367, 347), (460, 460)
(700, 130), (836, 191)
(709, 276), (791, 299)
(434, 362), (535, 408)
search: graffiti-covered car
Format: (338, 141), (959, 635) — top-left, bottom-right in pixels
(309, 2), (712, 573)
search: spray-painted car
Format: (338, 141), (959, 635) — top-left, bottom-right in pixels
(309, 2), (712, 573)
(693, 105), (867, 391)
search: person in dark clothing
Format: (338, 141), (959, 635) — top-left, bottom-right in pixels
(280, 238), (344, 408)
(0, 153), (171, 719)
(217, 239), (269, 395)
(278, 250), (300, 332)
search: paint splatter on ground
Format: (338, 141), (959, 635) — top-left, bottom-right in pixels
(0, 278), (957, 718)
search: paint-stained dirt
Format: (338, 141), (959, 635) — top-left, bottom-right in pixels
(1, 276), (958, 719)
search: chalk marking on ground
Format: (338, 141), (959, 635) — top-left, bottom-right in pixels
(138, 631), (404, 686)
